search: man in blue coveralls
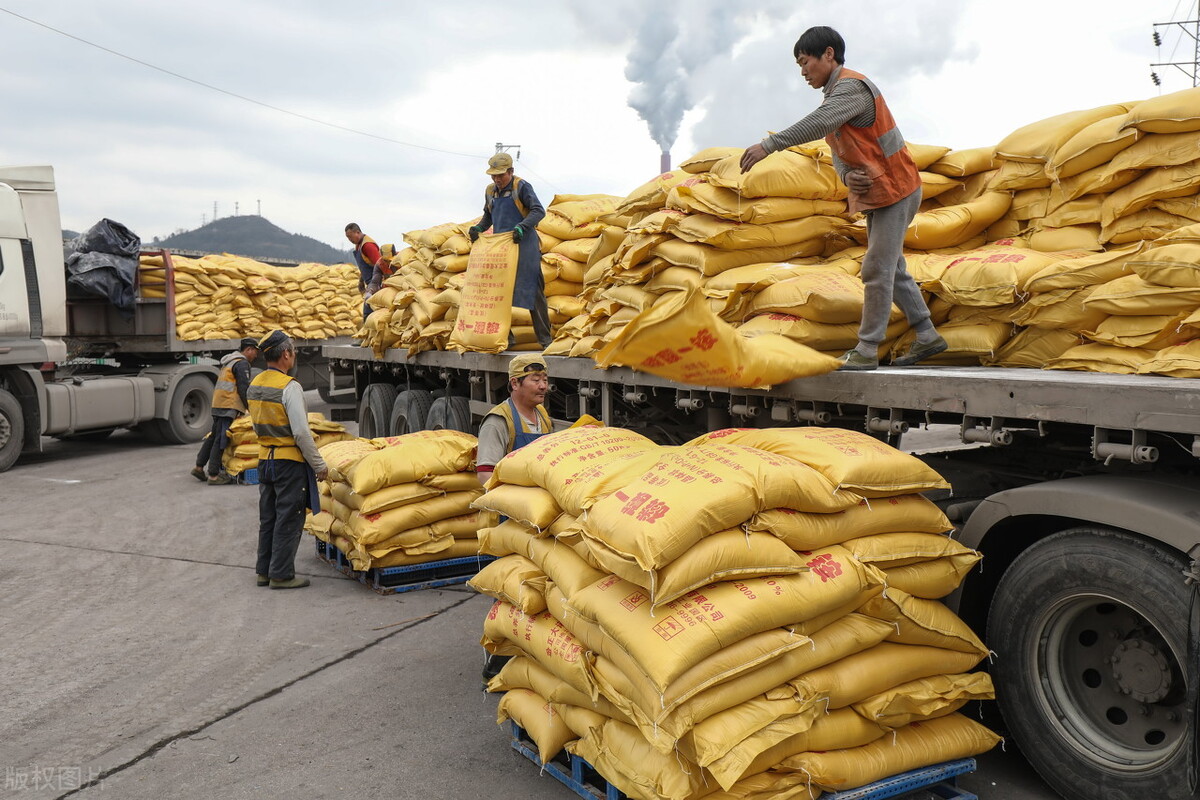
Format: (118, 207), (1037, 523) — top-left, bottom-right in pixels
(467, 153), (553, 349)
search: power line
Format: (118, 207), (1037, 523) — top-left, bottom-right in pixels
(0, 6), (487, 159)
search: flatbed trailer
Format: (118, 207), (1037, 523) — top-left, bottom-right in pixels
(326, 341), (1200, 800)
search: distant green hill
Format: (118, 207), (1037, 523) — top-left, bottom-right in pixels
(154, 215), (351, 264)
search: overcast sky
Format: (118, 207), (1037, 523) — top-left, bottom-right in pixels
(0, 1), (1191, 253)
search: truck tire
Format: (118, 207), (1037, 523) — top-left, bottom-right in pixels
(426, 396), (473, 433)
(0, 388), (25, 472)
(358, 384), (398, 439)
(159, 375), (213, 444)
(988, 527), (1193, 800)
(388, 389), (433, 435)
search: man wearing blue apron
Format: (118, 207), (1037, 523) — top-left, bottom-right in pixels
(467, 153), (553, 349)
(476, 353), (553, 679)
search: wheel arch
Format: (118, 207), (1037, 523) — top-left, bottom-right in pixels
(952, 474), (1200, 637)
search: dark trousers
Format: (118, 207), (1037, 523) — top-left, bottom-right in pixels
(195, 416), (234, 476)
(256, 458), (309, 580)
(514, 238), (552, 348)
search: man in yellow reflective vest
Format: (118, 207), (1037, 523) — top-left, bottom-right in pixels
(191, 337), (258, 485)
(247, 330), (329, 589)
(476, 353), (553, 486)
(476, 352), (553, 679)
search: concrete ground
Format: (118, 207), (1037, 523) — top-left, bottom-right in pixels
(0, 394), (1057, 800)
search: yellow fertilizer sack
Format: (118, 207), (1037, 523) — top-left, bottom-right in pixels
(471, 484), (563, 532)
(1048, 343), (1159, 374)
(1138, 339), (1200, 377)
(468, 554), (548, 615)
(1049, 113), (1141, 179)
(853, 672), (995, 729)
(748, 269), (874, 324)
(346, 430), (476, 495)
(563, 550), (885, 694)
(995, 103), (1129, 164)
(1009, 285), (1110, 331)
(1083, 273), (1200, 316)
(904, 192), (1012, 250)
(671, 214), (850, 251)
(707, 150), (847, 200)
(747, 494), (951, 551)
(599, 613), (893, 753)
(739, 314), (906, 352)
(447, 232), (519, 353)
(495, 688), (575, 764)
(1122, 85), (1200, 133)
(710, 707), (886, 792)
(984, 327), (1081, 368)
(617, 170), (696, 216)
(1101, 159), (1200, 227)
(595, 289), (840, 389)
(481, 600), (597, 698)
(1129, 242), (1200, 287)
(566, 718), (712, 800)
(1085, 314), (1198, 350)
(1023, 242), (1143, 292)
(784, 713), (1000, 792)
(652, 237), (826, 277)
(582, 444), (860, 572)
(347, 490), (480, 546)
(320, 438), (380, 482)
(489, 657), (631, 724)
(926, 147), (996, 178)
(791, 642), (984, 711)
(601, 529), (814, 610)
(478, 519), (607, 597)
(858, 588), (988, 655)
(670, 180), (847, 224)
(689, 427), (950, 498)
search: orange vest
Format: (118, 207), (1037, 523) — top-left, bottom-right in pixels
(824, 67), (921, 214)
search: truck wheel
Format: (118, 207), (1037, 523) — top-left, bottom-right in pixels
(988, 527), (1192, 800)
(159, 375), (213, 444)
(388, 389), (433, 435)
(358, 384), (398, 439)
(0, 388), (25, 472)
(426, 396), (473, 433)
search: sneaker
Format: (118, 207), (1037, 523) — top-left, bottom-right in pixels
(207, 472), (233, 486)
(837, 349), (878, 371)
(190, 466), (206, 482)
(269, 577), (310, 589)
(891, 335), (949, 367)
(256, 574), (270, 587)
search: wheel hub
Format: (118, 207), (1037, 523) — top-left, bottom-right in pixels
(1110, 639), (1173, 703)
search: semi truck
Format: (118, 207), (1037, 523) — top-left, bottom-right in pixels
(326, 336), (1200, 800)
(0, 165), (348, 472)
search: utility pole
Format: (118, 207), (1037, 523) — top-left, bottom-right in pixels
(235, 201), (239, 216)
(257, 199), (261, 217)
(495, 142), (522, 160)
(213, 201), (218, 221)
(1151, 1), (1200, 87)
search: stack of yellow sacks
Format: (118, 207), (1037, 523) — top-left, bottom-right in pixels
(304, 430), (485, 572)
(221, 412), (353, 478)
(471, 425), (998, 800)
(350, 85), (1200, 381)
(138, 253), (360, 342)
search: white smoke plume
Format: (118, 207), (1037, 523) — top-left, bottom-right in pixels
(621, 2), (759, 153)
(603, 3), (977, 156)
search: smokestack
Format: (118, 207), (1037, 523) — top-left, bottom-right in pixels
(660, 151), (671, 174)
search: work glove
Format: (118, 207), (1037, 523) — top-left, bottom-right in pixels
(512, 223), (525, 243)
(468, 225), (482, 243)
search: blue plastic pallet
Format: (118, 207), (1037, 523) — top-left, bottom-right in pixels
(236, 468), (259, 485)
(509, 723), (978, 800)
(314, 538), (494, 595)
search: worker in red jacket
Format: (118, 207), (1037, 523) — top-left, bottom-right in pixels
(345, 222), (388, 320)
